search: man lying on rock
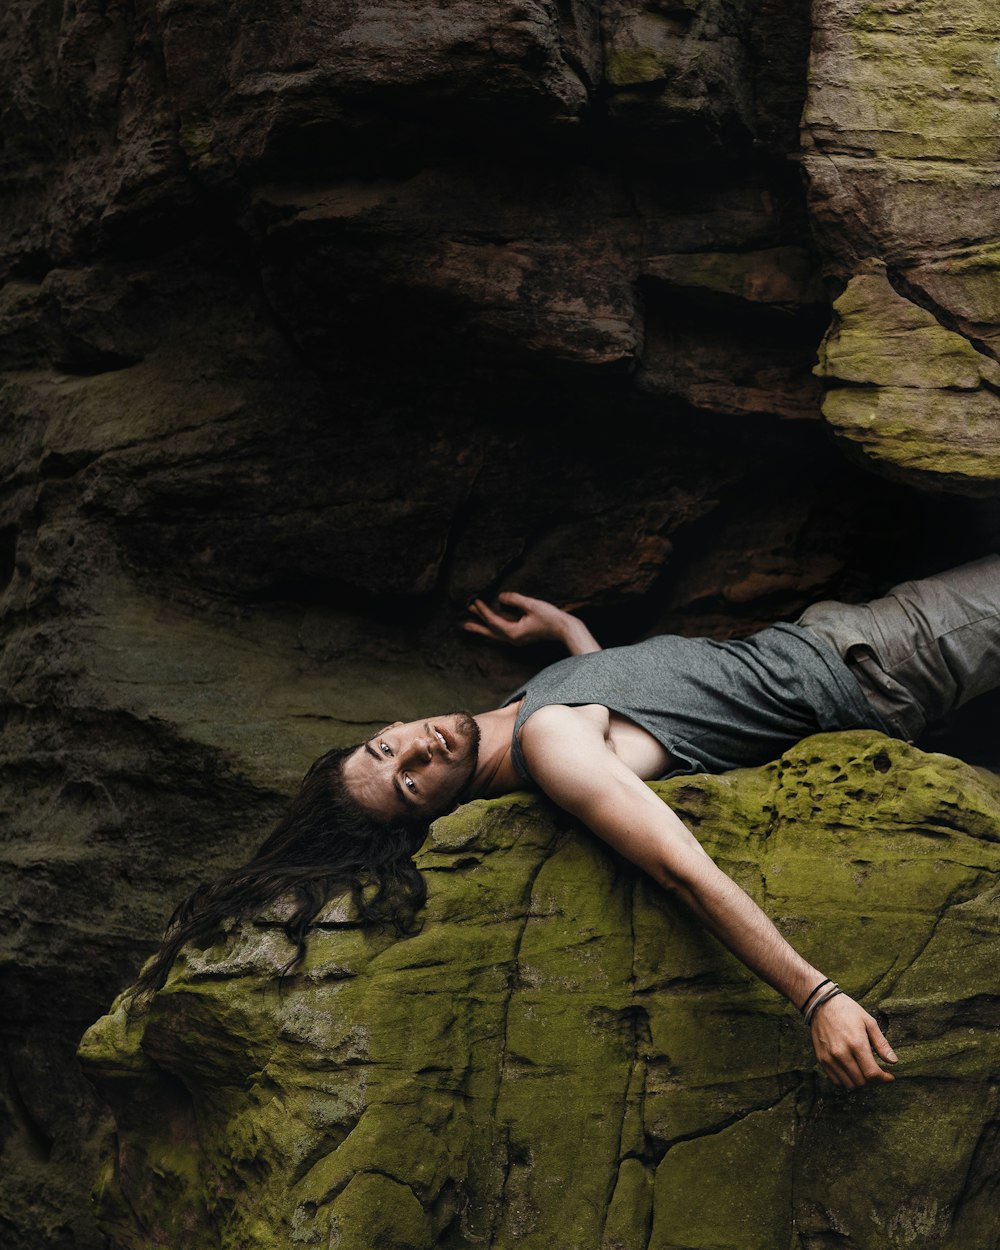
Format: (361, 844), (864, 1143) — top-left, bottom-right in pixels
(136, 556), (1000, 1091)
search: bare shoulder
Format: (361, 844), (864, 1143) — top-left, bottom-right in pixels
(519, 703), (610, 755)
(517, 702), (667, 841)
(519, 704), (619, 792)
(521, 702), (673, 785)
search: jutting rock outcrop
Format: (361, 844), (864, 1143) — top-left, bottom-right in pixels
(803, 0), (1000, 491)
(816, 264), (1000, 493)
(82, 733), (1000, 1250)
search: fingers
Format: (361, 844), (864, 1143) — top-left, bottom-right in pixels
(866, 1016), (899, 1066)
(812, 998), (897, 1090)
(461, 619), (494, 638)
(463, 591), (568, 647)
(468, 598), (507, 628)
(464, 597), (523, 645)
(467, 598), (514, 633)
(822, 1051), (895, 1090)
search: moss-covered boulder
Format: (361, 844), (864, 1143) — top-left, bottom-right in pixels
(81, 731), (1000, 1249)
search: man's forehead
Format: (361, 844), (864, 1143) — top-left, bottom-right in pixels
(341, 741), (386, 802)
(341, 740), (408, 817)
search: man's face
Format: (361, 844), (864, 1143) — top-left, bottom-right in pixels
(340, 711), (481, 822)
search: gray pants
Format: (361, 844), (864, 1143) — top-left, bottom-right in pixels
(798, 555), (1000, 740)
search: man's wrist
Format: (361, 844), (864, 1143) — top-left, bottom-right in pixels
(804, 983), (843, 1027)
(799, 977), (832, 1014)
(559, 614), (600, 655)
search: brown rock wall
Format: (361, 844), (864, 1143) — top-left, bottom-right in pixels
(1, 0), (999, 1246)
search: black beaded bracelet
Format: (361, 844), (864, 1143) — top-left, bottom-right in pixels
(799, 977), (832, 1015)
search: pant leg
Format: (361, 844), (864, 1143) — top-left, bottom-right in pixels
(797, 555), (1000, 740)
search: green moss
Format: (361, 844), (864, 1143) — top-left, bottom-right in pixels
(944, 242), (1000, 276)
(844, 8), (1000, 161)
(327, 1173), (433, 1250)
(647, 247), (823, 308)
(81, 731), (1000, 1248)
(651, 1093), (796, 1249)
(602, 1157), (654, 1249)
(817, 269), (1000, 490)
(817, 270), (995, 389)
(605, 47), (666, 87)
(178, 117), (213, 159)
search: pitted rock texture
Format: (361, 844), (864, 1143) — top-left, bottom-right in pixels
(802, 0), (1000, 491)
(81, 733), (1000, 1250)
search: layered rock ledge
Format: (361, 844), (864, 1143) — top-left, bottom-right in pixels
(81, 731), (1000, 1250)
(802, 0), (1000, 491)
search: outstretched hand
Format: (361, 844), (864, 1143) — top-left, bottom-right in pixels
(464, 593), (601, 656)
(464, 592), (570, 647)
(810, 992), (897, 1089)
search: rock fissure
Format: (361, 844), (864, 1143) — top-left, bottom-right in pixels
(886, 266), (1000, 368)
(481, 844), (555, 1245)
(431, 453), (489, 598)
(947, 1106), (1000, 1231)
(596, 1007), (646, 1247)
(874, 880), (970, 1001)
(660, 1085), (796, 1155)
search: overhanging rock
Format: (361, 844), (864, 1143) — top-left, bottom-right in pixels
(80, 731), (1000, 1249)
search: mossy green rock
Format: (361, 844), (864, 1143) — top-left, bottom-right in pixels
(816, 267), (1000, 493)
(803, 0), (1000, 264)
(803, 0), (1000, 495)
(644, 247), (824, 310)
(81, 732), (1000, 1249)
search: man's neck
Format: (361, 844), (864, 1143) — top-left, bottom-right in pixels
(469, 702), (524, 798)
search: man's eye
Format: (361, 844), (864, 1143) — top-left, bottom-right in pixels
(403, 776), (416, 791)
(379, 741), (391, 755)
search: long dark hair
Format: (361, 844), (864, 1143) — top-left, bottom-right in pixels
(130, 744), (428, 999)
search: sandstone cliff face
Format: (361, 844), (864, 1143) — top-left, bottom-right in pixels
(81, 734), (1000, 1250)
(2, 0), (999, 1246)
(803, 0), (1000, 490)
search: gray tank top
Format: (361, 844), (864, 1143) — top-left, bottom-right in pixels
(505, 623), (888, 782)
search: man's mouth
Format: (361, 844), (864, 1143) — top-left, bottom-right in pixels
(432, 723), (452, 753)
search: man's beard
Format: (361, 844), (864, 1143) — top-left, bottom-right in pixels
(449, 710), (482, 803)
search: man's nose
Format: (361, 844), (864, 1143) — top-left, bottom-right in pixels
(399, 736), (433, 766)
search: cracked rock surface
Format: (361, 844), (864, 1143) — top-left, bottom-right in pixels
(82, 733), (1000, 1250)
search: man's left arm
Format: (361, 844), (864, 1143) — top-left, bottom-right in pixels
(464, 593), (601, 655)
(520, 705), (898, 1090)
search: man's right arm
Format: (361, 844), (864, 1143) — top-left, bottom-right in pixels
(519, 704), (898, 1090)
